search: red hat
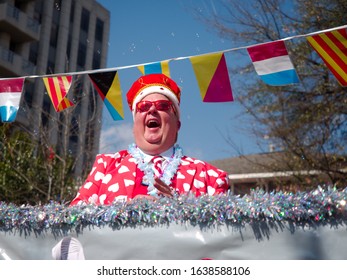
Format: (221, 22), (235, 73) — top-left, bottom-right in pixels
(126, 74), (181, 119)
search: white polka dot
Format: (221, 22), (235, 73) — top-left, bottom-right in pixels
(183, 183), (190, 192)
(207, 169), (218, 177)
(207, 186), (216, 195)
(118, 165), (130, 173)
(108, 153), (120, 159)
(124, 179), (135, 187)
(193, 179), (205, 189)
(88, 194), (99, 204)
(216, 178), (224, 186)
(177, 172), (185, 179)
(199, 171), (206, 177)
(99, 194), (106, 205)
(83, 182), (93, 189)
(97, 157), (107, 168)
(108, 183), (119, 192)
(187, 169), (196, 176)
(94, 171), (104, 181)
(180, 160), (190, 166)
(102, 174), (112, 184)
(90, 167), (96, 175)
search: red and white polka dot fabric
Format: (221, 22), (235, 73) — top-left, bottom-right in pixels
(70, 150), (229, 206)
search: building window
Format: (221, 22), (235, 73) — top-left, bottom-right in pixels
(92, 40), (101, 69)
(70, 0), (75, 23)
(80, 8), (90, 33)
(95, 18), (104, 42)
(47, 45), (56, 73)
(77, 42), (86, 69)
(66, 35), (72, 62)
(33, 0), (43, 24)
(23, 81), (34, 108)
(29, 42), (39, 65)
(92, 51), (101, 69)
(50, 22), (59, 47)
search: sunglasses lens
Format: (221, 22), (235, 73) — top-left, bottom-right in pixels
(137, 101), (152, 112)
(156, 101), (171, 111)
(136, 100), (172, 113)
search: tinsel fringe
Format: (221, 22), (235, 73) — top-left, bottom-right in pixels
(1, 186), (346, 235)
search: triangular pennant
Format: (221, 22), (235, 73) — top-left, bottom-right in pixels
(247, 41), (299, 86)
(89, 71), (124, 121)
(42, 76), (74, 112)
(307, 27), (347, 86)
(137, 60), (171, 77)
(0, 78), (25, 122)
(190, 52), (233, 102)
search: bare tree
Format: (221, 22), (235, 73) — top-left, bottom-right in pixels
(0, 76), (101, 204)
(192, 0), (347, 186)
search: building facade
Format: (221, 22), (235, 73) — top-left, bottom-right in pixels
(0, 0), (110, 178)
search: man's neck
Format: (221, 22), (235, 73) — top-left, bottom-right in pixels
(138, 146), (174, 162)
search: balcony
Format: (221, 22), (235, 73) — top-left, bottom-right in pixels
(0, 2), (40, 43)
(0, 45), (36, 77)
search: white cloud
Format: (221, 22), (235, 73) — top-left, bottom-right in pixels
(99, 123), (134, 153)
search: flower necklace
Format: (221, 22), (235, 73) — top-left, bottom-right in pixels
(128, 143), (183, 196)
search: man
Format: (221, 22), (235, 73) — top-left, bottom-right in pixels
(70, 73), (229, 206)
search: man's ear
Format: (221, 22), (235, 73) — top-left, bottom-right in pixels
(177, 120), (181, 129)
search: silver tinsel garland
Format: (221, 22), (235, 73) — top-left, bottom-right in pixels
(1, 186), (346, 235)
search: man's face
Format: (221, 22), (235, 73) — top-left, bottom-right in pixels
(133, 93), (180, 155)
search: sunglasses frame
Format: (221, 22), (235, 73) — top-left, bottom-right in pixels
(136, 100), (174, 113)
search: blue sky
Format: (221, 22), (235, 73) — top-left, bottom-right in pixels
(97, 0), (265, 162)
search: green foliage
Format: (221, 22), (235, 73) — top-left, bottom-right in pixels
(0, 124), (79, 204)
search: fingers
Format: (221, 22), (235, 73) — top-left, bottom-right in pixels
(153, 177), (174, 198)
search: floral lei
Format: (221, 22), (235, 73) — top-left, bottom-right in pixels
(127, 143), (183, 196)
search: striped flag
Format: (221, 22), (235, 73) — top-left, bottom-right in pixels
(247, 41), (299, 86)
(307, 27), (347, 86)
(190, 52), (233, 102)
(89, 71), (124, 121)
(42, 76), (74, 112)
(0, 78), (25, 122)
(138, 60), (171, 77)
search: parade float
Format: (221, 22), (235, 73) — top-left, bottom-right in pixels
(1, 186), (347, 260)
(0, 23), (346, 260)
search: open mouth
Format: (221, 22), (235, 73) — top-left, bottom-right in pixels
(146, 119), (161, 128)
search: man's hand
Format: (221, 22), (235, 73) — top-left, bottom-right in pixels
(153, 177), (174, 198)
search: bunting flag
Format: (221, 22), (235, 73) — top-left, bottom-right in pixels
(0, 78), (25, 122)
(42, 76), (74, 112)
(138, 60), (171, 77)
(189, 52), (233, 102)
(0, 25), (345, 122)
(306, 27), (347, 86)
(89, 71), (124, 121)
(247, 41), (299, 86)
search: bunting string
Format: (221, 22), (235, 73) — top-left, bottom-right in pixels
(0, 25), (346, 122)
(1, 24), (346, 81)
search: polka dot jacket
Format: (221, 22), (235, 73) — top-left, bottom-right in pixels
(70, 150), (229, 206)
